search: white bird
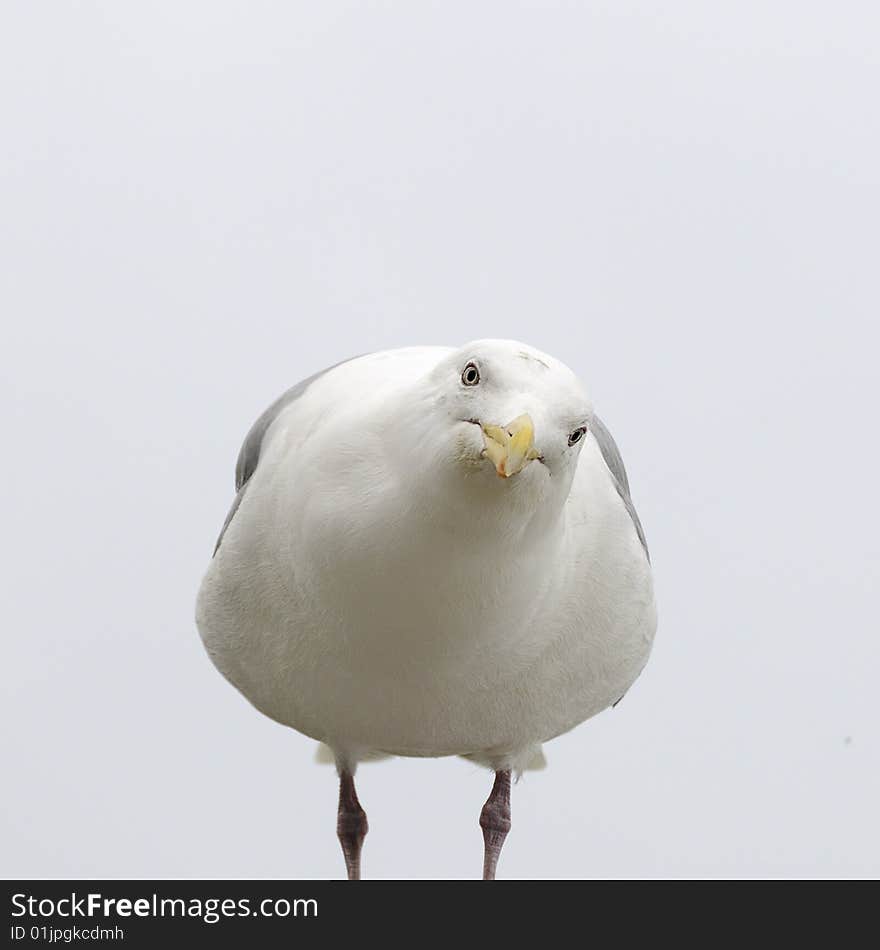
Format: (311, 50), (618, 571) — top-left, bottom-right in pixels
(196, 339), (656, 879)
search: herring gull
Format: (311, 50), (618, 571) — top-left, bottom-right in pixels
(196, 339), (656, 879)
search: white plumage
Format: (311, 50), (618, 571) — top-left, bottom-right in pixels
(196, 339), (656, 876)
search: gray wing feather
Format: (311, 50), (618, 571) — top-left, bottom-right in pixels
(233, 366), (335, 492)
(590, 414), (649, 560)
(213, 360), (351, 555)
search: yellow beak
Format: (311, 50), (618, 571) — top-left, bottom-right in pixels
(480, 414), (542, 478)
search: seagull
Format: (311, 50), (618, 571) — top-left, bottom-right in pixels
(196, 340), (656, 879)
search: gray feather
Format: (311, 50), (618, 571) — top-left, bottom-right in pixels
(213, 359), (352, 555)
(590, 414), (649, 560)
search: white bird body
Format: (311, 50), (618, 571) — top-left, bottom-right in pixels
(197, 342), (656, 775)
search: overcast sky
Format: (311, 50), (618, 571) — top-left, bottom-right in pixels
(2, 1), (878, 878)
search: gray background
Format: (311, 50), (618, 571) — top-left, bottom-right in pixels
(2, 2), (878, 879)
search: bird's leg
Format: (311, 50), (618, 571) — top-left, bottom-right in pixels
(479, 769), (512, 880)
(337, 770), (368, 880)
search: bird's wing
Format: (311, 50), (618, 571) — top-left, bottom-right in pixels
(590, 414), (649, 560)
(213, 359), (353, 554)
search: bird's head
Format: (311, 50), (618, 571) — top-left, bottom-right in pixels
(417, 339), (593, 521)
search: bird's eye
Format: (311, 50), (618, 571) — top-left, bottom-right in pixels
(568, 426), (587, 446)
(461, 362), (481, 386)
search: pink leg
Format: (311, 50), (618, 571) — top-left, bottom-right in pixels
(479, 770), (512, 880)
(337, 771), (368, 880)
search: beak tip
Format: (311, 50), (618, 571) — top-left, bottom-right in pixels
(480, 413), (538, 478)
